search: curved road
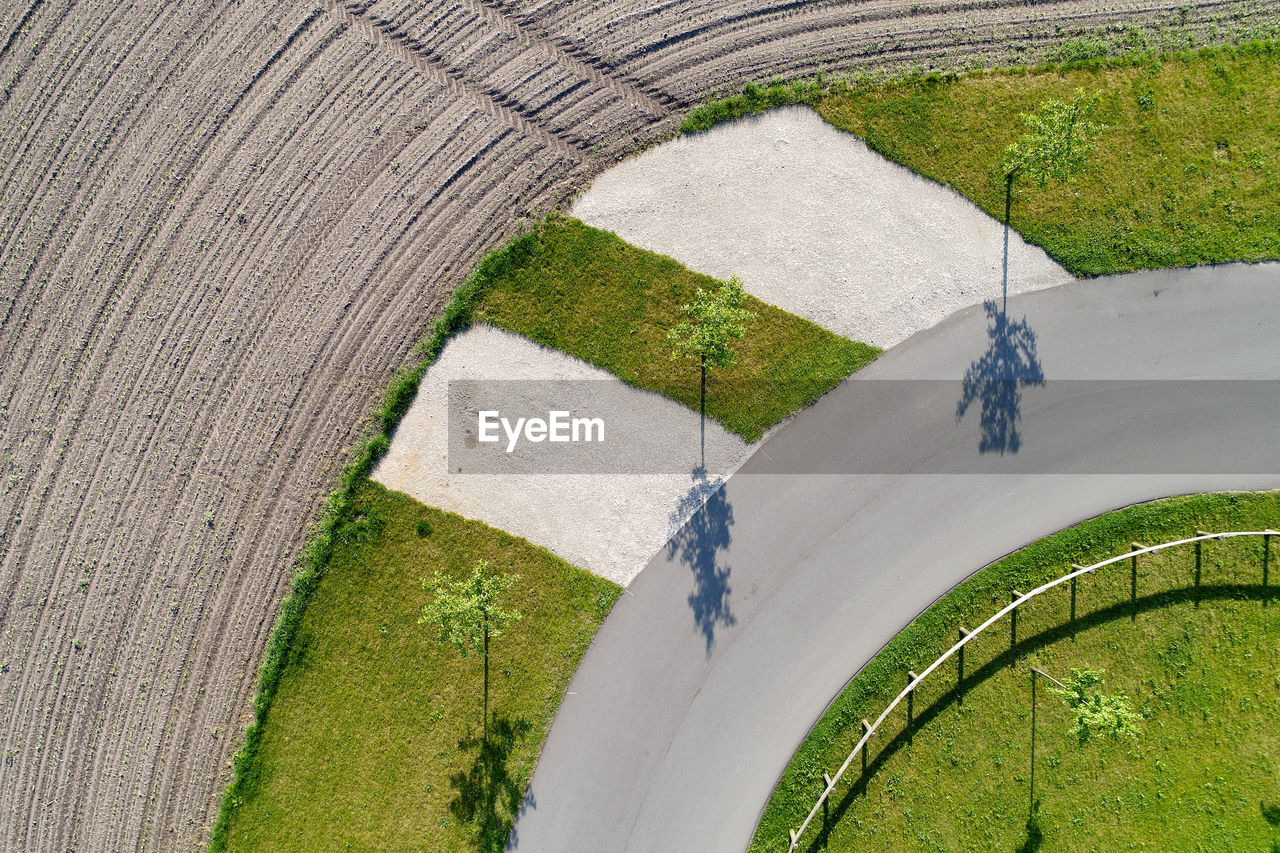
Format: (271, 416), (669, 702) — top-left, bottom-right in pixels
(511, 262), (1280, 852)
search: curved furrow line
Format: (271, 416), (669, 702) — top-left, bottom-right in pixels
(630, 0), (1227, 97)
(658, 0), (1241, 92)
(0, 0), (131, 247)
(621, 0), (1056, 83)
(367, 0), (660, 150)
(385, 0), (675, 116)
(0, 5), (134, 338)
(0, 0), (47, 64)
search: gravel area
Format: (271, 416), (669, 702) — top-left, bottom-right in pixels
(572, 105), (1075, 349)
(372, 326), (757, 585)
(380, 108), (1077, 586)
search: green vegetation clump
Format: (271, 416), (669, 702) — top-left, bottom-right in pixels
(475, 218), (879, 442)
(219, 482), (620, 853)
(752, 491), (1280, 852)
(682, 77), (825, 133)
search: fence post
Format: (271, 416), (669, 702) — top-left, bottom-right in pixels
(821, 773), (833, 831)
(1195, 531), (1208, 606)
(1264, 531), (1274, 605)
(1010, 591), (1022, 665)
(860, 719), (872, 776)
(907, 671), (919, 742)
(957, 627), (970, 700)
(1130, 542), (1143, 620)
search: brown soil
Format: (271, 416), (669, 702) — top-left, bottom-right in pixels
(0, 0), (1271, 850)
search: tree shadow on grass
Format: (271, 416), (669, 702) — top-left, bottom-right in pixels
(450, 713), (532, 853)
(1015, 816), (1044, 853)
(667, 465), (735, 656)
(802, 583), (1272, 853)
(956, 301), (1044, 455)
(1262, 800), (1280, 826)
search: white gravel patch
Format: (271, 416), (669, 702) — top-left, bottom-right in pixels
(571, 105), (1075, 349)
(371, 325), (757, 586)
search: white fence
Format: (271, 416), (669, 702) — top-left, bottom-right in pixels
(786, 529), (1276, 851)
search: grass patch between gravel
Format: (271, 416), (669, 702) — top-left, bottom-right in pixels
(687, 42), (1280, 276)
(474, 217), (880, 443)
(752, 491), (1280, 852)
(219, 481), (620, 853)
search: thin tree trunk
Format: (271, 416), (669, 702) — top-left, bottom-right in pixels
(483, 623), (489, 746)
(699, 356), (706, 470)
(1003, 174), (1014, 315)
(1029, 668), (1037, 820)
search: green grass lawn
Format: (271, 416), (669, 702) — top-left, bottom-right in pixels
(686, 43), (1280, 277)
(218, 482), (619, 853)
(753, 492), (1280, 852)
(473, 217), (879, 442)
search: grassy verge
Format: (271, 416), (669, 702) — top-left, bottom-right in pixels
(685, 42), (1280, 276)
(218, 482), (619, 853)
(474, 217), (879, 442)
(752, 491), (1280, 852)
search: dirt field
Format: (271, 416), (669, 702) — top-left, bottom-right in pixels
(0, 0), (1272, 850)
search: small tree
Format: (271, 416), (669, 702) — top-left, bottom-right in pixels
(1045, 667), (1141, 745)
(667, 275), (756, 423)
(1001, 88), (1105, 214)
(1030, 666), (1140, 818)
(420, 560), (521, 742)
(996, 88), (1104, 311)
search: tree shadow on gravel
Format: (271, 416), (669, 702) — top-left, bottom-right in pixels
(956, 300), (1044, 455)
(450, 713), (532, 853)
(667, 465), (735, 656)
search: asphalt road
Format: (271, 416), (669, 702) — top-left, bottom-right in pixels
(509, 263), (1280, 853)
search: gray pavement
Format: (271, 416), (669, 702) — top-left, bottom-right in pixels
(509, 262), (1280, 853)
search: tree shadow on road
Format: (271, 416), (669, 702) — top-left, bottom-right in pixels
(956, 300), (1044, 454)
(450, 713), (532, 853)
(667, 465), (735, 655)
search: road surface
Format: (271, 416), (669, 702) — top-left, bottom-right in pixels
(510, 262), (1280, 852)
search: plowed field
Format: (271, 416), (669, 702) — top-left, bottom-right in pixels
(0, 0), (1272, 850)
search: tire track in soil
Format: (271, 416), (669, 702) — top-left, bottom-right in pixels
(1, 0), (1276, 850)
(325, 0), (588, 158)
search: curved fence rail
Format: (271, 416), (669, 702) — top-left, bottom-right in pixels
(785, 529), (1276, 851)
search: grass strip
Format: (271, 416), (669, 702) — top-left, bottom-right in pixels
(752, 491), (1280, 852)
(474, 217), (880, 443)
(219, 482), (619, 853)
(685, 42), (1280, 277)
